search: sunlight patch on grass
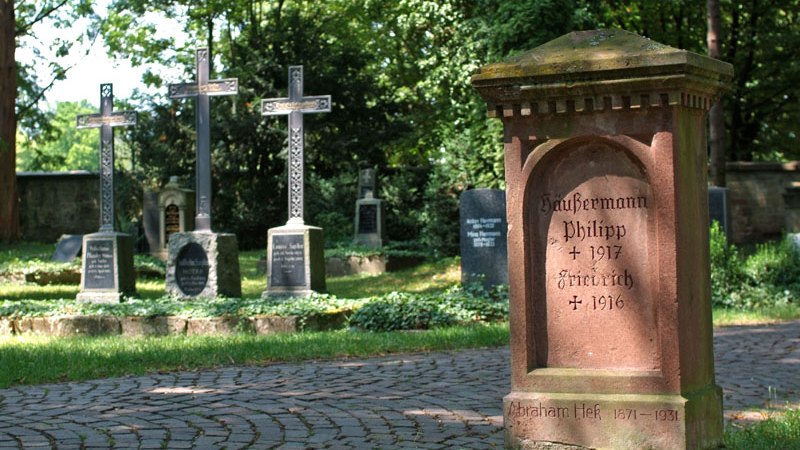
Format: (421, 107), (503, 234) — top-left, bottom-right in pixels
(713, 304), (800, 326)
(0, 323), (509, 388)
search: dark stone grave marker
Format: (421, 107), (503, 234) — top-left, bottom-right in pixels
(708, 186), (731, 240)
(75, 83), (137, 303)
(261, 65), (330, 297)
(52, 234), (83, 262)
(165, 48), (241, 299)
(175, 242), (210, 296)
(82, 239), (115, 290)
(269, 234), (306, 288)
(459, 189), (508, 288)
(357, 204), (378, 234)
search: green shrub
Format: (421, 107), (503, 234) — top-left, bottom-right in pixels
(349, 284), (509, 331)
(710, 222), (800, 309)
(725, 409), (800, 450)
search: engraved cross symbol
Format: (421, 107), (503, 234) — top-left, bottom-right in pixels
(76, 83), (138, 233)
(569, 246), (581, 260)
(169, 48), (238, 232)
(569, 295), (582, 310)
(261, 66), (332, 224)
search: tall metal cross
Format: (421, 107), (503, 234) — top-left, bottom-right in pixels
(76, 83), (137, 233)
(168, 48), (238, 232)
(262, 66), (331, 224)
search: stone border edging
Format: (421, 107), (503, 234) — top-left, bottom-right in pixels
(0, 311), (349, 337)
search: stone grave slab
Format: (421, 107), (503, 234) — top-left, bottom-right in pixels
(52, 234), (83, 262)
(263, 223), (325, 297)
(166, 232), (241, 299)
(472, 29), (732, 450)
(459, 189), (508, 288)
(708, 186), (731, 240)
(77, 232), (135, 303)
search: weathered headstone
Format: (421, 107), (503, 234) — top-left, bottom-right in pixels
(472, 30), (732, 449)
(459, 189), (508, 288)
(708, 186), (731, 240)
(354, 168), (386, 247)
(75, 83), (137, 303)
(164, 48), (241, 299)
(158, 176), (195, 259)
(52, 234), (83, 262)
(261, 66), (331, 297)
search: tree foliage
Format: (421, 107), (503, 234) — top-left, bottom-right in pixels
(10, 0), (800, 250)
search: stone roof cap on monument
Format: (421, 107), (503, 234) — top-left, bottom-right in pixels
(472, 29), (734, 116)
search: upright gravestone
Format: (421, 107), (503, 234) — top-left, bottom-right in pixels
(158, 176), (195, 259)
(75, 83), (137, 303)
(708, 186), (731, 240)
(460, 189), (508, 288)
(472, 30), (732, 449)
(354, 168), (386, 247)
(164, 48), (241, 299)
(52, 234), (84, 262)
(260, 66), (331, 297)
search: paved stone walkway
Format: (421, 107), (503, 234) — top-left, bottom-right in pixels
(0, 321), (797, 449)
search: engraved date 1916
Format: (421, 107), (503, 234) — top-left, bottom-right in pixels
(569, 295), (624, 311)
(614, 409), (679, 421)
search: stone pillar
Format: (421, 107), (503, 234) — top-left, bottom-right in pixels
(472, 30), (732, 450)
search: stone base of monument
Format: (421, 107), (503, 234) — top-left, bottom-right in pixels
(77, 232), (136, 304)
(165, 232), (241, 299)
(262, 222), (326, 297)
(505, 388), (723, 450)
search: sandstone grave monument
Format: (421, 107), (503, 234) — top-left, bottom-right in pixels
(472, 29), (733, 449)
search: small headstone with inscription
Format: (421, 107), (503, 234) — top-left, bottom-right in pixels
(472, 29), (732, 449)
(75, 83), (138, 303)
(708, 186), (731, 240)
(459, 189), (508, 288)
(157, 176), (195, 260)
(164, 48), (241, 299)
(354, 168), (386, 247)
(52, 234), (83, 262)
(260, 65), (331, 297)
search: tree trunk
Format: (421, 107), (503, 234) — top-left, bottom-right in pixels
(0, 0), (19, 241)
(707, 0), (726, 186)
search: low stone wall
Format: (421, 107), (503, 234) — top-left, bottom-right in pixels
(726, 162), (800, 243)
(2, 311), (349, 337)
(17, 171), (100, 242)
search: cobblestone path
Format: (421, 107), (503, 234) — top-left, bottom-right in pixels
(0, 320), (797, 449)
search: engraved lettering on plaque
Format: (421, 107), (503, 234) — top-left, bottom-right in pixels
(84, 240), (115, 290)
(358, 205), (378, 234)
(533, 142), (656, 370)
(165, 204), (181, 239)
(175, 242), (209, 296)
(270, 234), (305, 287)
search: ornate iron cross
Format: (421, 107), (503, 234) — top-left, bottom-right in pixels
(168, 48), (238, 232)
(261, 66), (331, 224)
(76, 83), (137, 233)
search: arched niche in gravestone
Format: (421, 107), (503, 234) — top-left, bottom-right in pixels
(525, 135), (657, 372)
